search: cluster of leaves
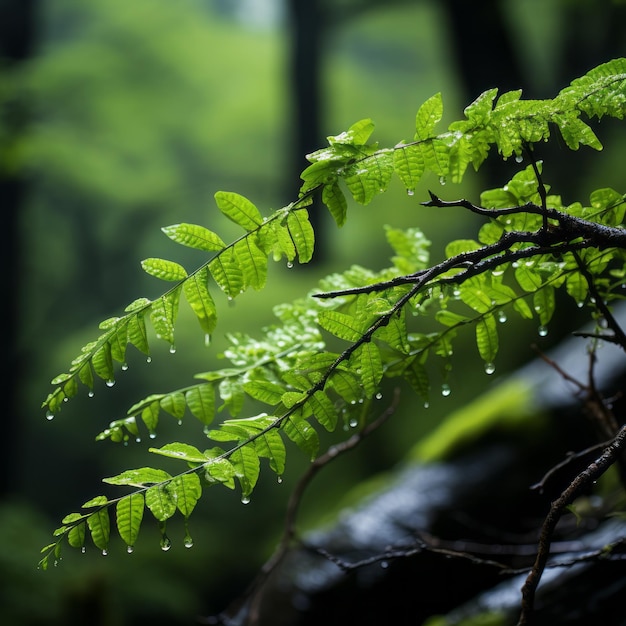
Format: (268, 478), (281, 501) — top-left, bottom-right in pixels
(39, 59), (626, 568)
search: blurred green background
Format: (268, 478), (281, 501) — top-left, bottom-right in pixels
(1, 0), (625, 624)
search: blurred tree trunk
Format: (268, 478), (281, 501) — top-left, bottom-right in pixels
(0, 0), (38, 497)
(286, 0), (328, 263)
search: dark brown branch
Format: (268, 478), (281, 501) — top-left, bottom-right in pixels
(517, 425), (626, 625)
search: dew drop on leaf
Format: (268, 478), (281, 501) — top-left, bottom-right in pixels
(80, 546), (86, 554)
(121, 363), (129, 371)
(88, 390), (95, 398)
(204, 334), (211, 348)
(424, 401), (430, 409)
(105, 379), (115, 388)
(441, 384), (451, 397)
(184, 534), (194, 549)
(126, 545), (134, 554)
(169, 345), (176, 354)
(46, 411), (54, 421)
(286, 261), (294, 269)
(146, 356), (152, 364)
(149, 431), (157, 440)
(498, 311), (507, 323)
(349, 418), (358, 428)
(407, 188), (415, 196)
(484, 362), (496, 375)
(277, 475), (283, 484)
(135, 436), (141, 443)
(380, 560), (389, 569)
(241, 496), (251, 505)
(375, 392), (383, 400)
(101, 549), (108, 557)
(515, 154), (524, 163)
(538, 325), (549, 337)
(160, 536), (172, 552)
(177, 419), (183, 426)
(439, 176), (446, 186)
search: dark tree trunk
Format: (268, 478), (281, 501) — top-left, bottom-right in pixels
(286, 0), (328, 263)
(0, 0), (38, 497)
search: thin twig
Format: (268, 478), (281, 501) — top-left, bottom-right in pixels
(517, 425), (626, 626)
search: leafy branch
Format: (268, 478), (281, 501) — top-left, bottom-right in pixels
(39, 56), (626, 614)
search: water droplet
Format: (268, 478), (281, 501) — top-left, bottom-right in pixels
(101, 549), (108, 557)
(177, 419), (183, 426)
(441, 384), (451, 397)
(45, 411), (54, 421)
(146, 356), (152, 364)
(538, 325), (549, 337)
(375, 392), (383, 400)
(88, 390), (95, 398)
(484, 362), (496, 375)
(126, 545), (134, 554)
(380, 560), (389, 569)
(121, 363), (129, 371)
(577, 301), (585, 308)
(63, 397), (69, 403)
(439, 176), (446, 186)
(286, 261), (294, 269)
(515, 154), (524, 163)
(184, 535), (194, 549)
(160, 534), (172, 551)
(277, 475), (283, 484)
(135, 436), (141, 443)
(423, 401), (430, 409)
(241, 496), (251, 505)
(105, 379), (115, 388)
(349, 418), (358, 428)
(149, 431), (157, 440)
(80, 546), (86, 554)
(407, 188), (415, 196)
(169, 345), (176, 354)
(498, 311), (507, 323)
(204, 334), (211, 347)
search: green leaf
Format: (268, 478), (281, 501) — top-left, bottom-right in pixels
(209, 248), (245, 298)
(91, 343), (114, 383)
(87, 508), (110, 552)
(234, 236), (267, 290)
(141, 258), (188, 282)
(318, 310), (364, 342)
(145, 485), (177, 522)
(183, 267), (217, 334)
(116, 494), (144, 549)
(161, 223), (226, 252)
(67, 521), (86, 550)
(358, 342), (383, 399)
(283, 413), (319, 461)
(168, 473), (202, 517)
(308, 390), (338, 432)
(215, 191), (263, 231)
(149, 442), (208, 464)
(393, 143), (425, 192)
(287, 210), (315, 263)
(103, 467), (172, 487)
(243, 380), (285, 406)
(160, 392), (186, 419)
(150, 290), (181, 345)
(533, 285), (556, 326)
(475, 313), (499, 364)
(253, 429), (286, 475)
(344, 150), (394, 205)
(230, 444), (261, 499)
(415, 93), (443, 140)
(127, 313), (150, 355)
(322, 181), (348, 227)
(185, 385), (215, 425)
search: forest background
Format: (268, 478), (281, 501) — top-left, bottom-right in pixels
(1, 1), (626, 624)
